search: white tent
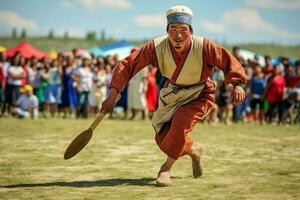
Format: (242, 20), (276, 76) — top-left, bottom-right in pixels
(239, 49), (265, 66)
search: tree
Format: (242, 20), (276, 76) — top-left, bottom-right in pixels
(64, 30), (69, 40)
(48, 29), (54, 39)
(86, 31), (97, 40)
(21, 28), (27, 39)
(100, 29), (106, 40)
(11, 28), (17, 39)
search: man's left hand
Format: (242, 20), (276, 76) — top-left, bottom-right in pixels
(231, 85), (245, 105)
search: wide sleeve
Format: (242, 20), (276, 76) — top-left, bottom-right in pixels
(109, 41), (158, 93)
(203, 39), (247, 86)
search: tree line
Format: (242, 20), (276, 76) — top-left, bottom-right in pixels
(10, 28), (106, 40)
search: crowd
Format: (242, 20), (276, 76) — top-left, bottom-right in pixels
(0, 47), (299, 125)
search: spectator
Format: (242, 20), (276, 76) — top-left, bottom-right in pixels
(263, 55), (273, 76)
(249, 64), (265, 124)
(263, 65), (286, 124)
(20, 56), (28, 86)
(61, 56), (77, 118)
(0, 62), (4, 114)
(89, 63), (107, 115)
(74, 57), (92, 118)
(232, 47), (246, 123)
(35, 61), (50, 117)
(146, 65), (158, 119)
(127, 67), (148, 120)
(45, 59), (62, 117)
(2, 55), (26, 115)
(12, 84), (38, 119)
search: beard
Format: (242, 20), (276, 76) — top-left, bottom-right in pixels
(174, 41), (184, 49)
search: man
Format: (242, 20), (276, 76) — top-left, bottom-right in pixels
(102, 5), (247, 187)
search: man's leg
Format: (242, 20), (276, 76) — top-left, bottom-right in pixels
(156, 156), (175, 187)
(155, 99), (213, 186)
(187, 145), (204, 178)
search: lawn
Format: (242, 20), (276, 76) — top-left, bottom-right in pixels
(0, 118), (299, 200)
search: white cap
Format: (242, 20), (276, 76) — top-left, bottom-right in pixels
(166, 5), (193, 17)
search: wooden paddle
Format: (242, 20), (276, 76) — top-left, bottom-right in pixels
(64, 95), (120, 160)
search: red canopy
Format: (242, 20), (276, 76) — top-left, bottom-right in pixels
(5, 42), (45, 59)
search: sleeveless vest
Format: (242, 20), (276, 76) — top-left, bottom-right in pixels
(153, 35), (204, 85)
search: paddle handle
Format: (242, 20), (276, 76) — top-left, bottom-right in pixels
(88, 94), (121, 131)
(89, 112), (106, 130)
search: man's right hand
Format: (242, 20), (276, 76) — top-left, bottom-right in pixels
(101, 88), (119, 114)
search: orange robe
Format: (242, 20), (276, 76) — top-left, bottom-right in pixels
(110, 37), (247, 160)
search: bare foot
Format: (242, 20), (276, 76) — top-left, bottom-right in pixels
(190, 146), (203, 178)
(156, 170), (172, 187)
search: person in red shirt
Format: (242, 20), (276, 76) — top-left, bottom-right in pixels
(20, 56), (28, 86)
(0, 64), (4, 113)
(101, 5), (247, 186)
(263, 55), (273, 76)
(263, 65), (286, 124)
(146, 65), (158, 119)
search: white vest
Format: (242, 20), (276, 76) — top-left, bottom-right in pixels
(153, 35), (204, 85)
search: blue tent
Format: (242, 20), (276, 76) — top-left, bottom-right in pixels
(89, 47), (108, 57)
(100, 41), (136, 59)
(271, 57), (296, 67)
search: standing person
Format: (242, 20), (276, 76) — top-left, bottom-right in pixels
(217, 77), (232, 124)
(2, 55), (26, 115)
(263, 55), (273, 76)
(127, 66), (148, 120)
(45, 59), (62, 117)
(263, 65), (286, 124)
(89, 64), (107, 115)
(19, 56), (28, 86)
(35, 62), (50, 117)
(0, 53), (10, 116)
(74, 57), (92, 118)
(249, 64), (265, 124)
(0, 61), (4, 113)
(146, 66), (159, 119)
(232, 46), (245, 123)
(61, 56), (77, 118)
(101, 5), (247, 187)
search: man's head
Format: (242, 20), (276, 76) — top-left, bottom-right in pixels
(166, 5), (193, 52)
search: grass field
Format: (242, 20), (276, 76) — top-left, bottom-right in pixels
(0, 118), (299, 200)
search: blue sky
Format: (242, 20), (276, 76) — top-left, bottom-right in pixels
(0, 0), (299, 44)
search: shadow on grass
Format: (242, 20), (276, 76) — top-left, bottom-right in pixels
(1, 178), (156, 188)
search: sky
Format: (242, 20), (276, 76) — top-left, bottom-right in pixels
(0, 0), (299, 44)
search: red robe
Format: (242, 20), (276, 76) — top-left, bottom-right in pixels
(110, 37), (247, 160)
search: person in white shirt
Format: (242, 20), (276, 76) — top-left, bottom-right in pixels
(3, 56), (25, 115)
(13, 84), (39, 119)
(89, 64), (107, 115)
(127, 67), (148, 120)
(74, 57), (92, 118)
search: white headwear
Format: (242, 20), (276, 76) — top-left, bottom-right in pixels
(166, 5), (193, 26)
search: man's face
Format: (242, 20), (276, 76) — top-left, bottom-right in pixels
(167, 23), (191, 52)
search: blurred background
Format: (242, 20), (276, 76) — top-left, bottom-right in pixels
(0, 0), (299, 125)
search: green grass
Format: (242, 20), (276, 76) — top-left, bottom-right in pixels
(0, 118), (299, 200)
(1, 37), (299, 59)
